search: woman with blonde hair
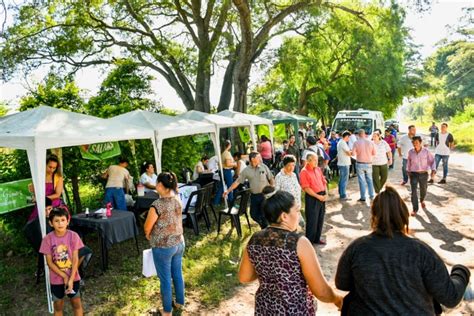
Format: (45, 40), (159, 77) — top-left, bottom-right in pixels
(336, 186), (470, 315)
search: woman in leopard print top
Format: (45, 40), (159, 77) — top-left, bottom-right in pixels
(238, 186), (342, 315)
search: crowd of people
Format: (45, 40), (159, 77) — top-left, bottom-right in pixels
(30, 120), (467, 315)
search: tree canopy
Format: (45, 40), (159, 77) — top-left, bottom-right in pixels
(2, 0), (380, 114)
(250, 2), (410, 124)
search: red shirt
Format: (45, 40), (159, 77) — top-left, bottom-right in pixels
(299, 164), (327, 193)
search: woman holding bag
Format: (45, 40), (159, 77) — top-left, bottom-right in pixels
(144, 172), (185, 316)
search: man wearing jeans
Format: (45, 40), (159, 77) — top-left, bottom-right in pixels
(337, 131), (352, 200)
(352, 129), (376, 202)
(102, 157), (130, 211)
(397, 125), (417, 185)
(432, 123), (454, 184)
(407, 136), (436, 216)
(224, 152), (274, 229)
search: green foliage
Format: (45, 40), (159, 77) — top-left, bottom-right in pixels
(19, 73), (85, 112)
(161, 136), (215, 181)
(86, 59), (161, 118)
(0, 103), (8, 117)
(421, 9), (473, 122)
(452, 104), (474, 125)
(250, 1), (408, 122)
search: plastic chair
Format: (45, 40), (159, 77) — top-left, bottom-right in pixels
(182, 188), (210, 235)
(202, 182), (217, 221)
(217, 188), (251, 237)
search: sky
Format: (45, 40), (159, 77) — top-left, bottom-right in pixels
(0, 0), (472, 114)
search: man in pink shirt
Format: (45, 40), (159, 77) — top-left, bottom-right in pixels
(300, 152), (327, 245)
(407, 136), (436, 216)
(352, 129), (376, 202)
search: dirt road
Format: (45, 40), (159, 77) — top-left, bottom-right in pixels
(204, 141), (474, 315)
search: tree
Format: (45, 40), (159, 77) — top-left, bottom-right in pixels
(19, 73), (85, 112)
(422, 7), (473, 120)
(250, 2), (408, 123)
(86, 59), (160, 118)
(2, 0), (376, 114)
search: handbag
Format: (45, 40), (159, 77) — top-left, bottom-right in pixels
(142, 249), (157, 277)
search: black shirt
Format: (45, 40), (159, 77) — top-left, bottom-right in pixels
(336, 232), (470, 315)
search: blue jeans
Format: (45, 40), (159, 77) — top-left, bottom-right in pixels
(213, 169), (234, 205)
(338, 165), (350, 198)
(435, 154), (449, 179)
(104, 187), (127, 211)
(152, 242), (185, 313)
(356, 163), (374, 200)
(402, 158), (408, 183)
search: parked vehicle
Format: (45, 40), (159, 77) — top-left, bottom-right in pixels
(331, 109), (384, 137)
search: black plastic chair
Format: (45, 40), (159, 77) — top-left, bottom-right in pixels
(182, 188), (210, 235)
(217, 188), (251, 237)
(202, 182), (217, 222)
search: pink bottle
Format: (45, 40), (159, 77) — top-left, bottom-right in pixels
(106, 202), (112, 218)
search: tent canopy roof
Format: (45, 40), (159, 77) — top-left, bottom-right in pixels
(109, 110), (216, 139)
(217, 110), (273, 126)
(179, 110), (250, 129)
(258, 110), (316, 124)
(0, 106), (153, 150)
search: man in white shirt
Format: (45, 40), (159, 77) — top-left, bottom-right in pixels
(432, 123), (454, 184)
(337, 131), (352, 200)
(397, 125), (416, 185)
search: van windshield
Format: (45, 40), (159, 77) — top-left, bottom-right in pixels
(332, 118), (373, 135)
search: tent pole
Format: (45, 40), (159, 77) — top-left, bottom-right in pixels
(27, 147), (54, 314)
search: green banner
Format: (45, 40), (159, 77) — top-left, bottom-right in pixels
(238, 127), (251, 143)
(80, 142), (121, 161)
(0, 179), (34, 214)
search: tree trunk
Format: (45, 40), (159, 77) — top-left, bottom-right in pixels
(232, 0), (253, 113)
(297, 74), (309, 115)
(217, 57), (236, 112)
(195, 49), (212, 112)
(71, 175), (82, 213)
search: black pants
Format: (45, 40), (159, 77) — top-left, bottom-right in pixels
(305, 192), (326, 243)
(409, 172), (428, 212)
(250, 193), (268, 229)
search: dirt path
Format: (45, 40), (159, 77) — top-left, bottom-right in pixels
(201, 141), (474, 315)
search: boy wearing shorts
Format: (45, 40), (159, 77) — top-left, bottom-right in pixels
(40, 208), (84, 315)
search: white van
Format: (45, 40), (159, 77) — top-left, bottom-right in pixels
(331, 109), (384, 137)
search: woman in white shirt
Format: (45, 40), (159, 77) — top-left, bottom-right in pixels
(371, 131), (392, 193)
(140, 162), (158, 193)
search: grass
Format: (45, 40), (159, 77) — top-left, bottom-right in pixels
(1, 176), (339, 314)
(450, 121), (474, 154)
(0, 192), (253, 314)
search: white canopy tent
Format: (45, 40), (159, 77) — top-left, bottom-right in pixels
(178, 110), (255, 149)
(217, 110), (275, 158)
(108, 110), (224, 182)
(0, 106), (156, 313)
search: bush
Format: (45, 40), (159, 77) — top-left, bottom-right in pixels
(451, 104), (474, 125)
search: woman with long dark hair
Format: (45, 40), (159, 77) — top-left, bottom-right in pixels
(28, 154), (66, 222)
(239, 186), (342, 315)
(144, 172), (185, 316)
(336, 186), (470, 315)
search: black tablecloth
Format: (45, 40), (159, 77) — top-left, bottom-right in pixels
(71, 210), (138, 249)
(135, 194), (159, 211)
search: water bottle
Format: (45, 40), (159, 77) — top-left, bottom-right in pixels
(106, 202), (112, 218)
(185, 170), (191, 184)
